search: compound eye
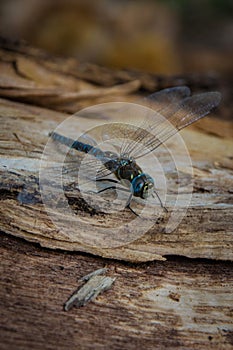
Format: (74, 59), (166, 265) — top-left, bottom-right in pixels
(136, 181), (142, 191)
(131, 177), (144, 197)
(142, 184), (149, 199)
(143, 180), (154, 199)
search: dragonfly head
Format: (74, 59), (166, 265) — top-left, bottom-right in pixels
(130, 173), (154, 199)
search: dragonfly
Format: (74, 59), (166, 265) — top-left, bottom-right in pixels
(50, 86), (221, 215)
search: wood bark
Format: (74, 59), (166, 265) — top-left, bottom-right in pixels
(0, 38), (232, 349)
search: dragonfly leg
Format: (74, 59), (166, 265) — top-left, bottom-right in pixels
(96, 178), (119, 184)
(97, 186), (138, 215)
(97, 186), (116, 194)
(152, 191), (168, 212)
(97, 186), (129, 194)
(97, 185), (138, 216)
(125, 193), (133, 207)
(96, 178), (120, 194)
(125, 194), (139, 216)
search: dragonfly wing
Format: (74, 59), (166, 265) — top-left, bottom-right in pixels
(122, 91), (221, 159)
(78, 133), (98, 147)
(142, 86), (191, 112)
(84, 87), (192, 159)
(95, 87), (192, 158)
(65, 146), (120, 181)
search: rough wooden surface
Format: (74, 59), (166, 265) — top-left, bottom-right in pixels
(0, 63), (232, 262)
(1, 234), (233, 350)
(0, 39), (233, 349)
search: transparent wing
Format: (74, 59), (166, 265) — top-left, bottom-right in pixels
(63, 154), (113, 183)
(49, 132), (119, 187)
(63, 149), (120, 186)
(141, 86), (191, 111)
(120, 91), (221, 159)
(52, 86), (195, 180)
(99, 86), (192, 157)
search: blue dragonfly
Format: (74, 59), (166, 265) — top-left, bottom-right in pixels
(50, 86), (221, 215)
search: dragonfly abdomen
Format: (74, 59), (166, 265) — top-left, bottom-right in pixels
(50, 132), (106, 158)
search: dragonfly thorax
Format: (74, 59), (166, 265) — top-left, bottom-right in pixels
(114, 156), (155, 199)
(115, 156), (140, 183)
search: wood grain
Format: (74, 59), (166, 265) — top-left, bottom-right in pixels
(0, 95), (232, 262)
(1, 234), (232, 350)
(0, 39), (232, 350)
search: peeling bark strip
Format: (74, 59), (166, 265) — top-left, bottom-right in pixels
(64, 274), (116, 311)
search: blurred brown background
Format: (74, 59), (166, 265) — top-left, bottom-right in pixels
(0, 0), (232, 76)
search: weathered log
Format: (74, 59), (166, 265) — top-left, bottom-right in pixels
(0, 39), (232, 349)
(0, 80), (232, 262)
